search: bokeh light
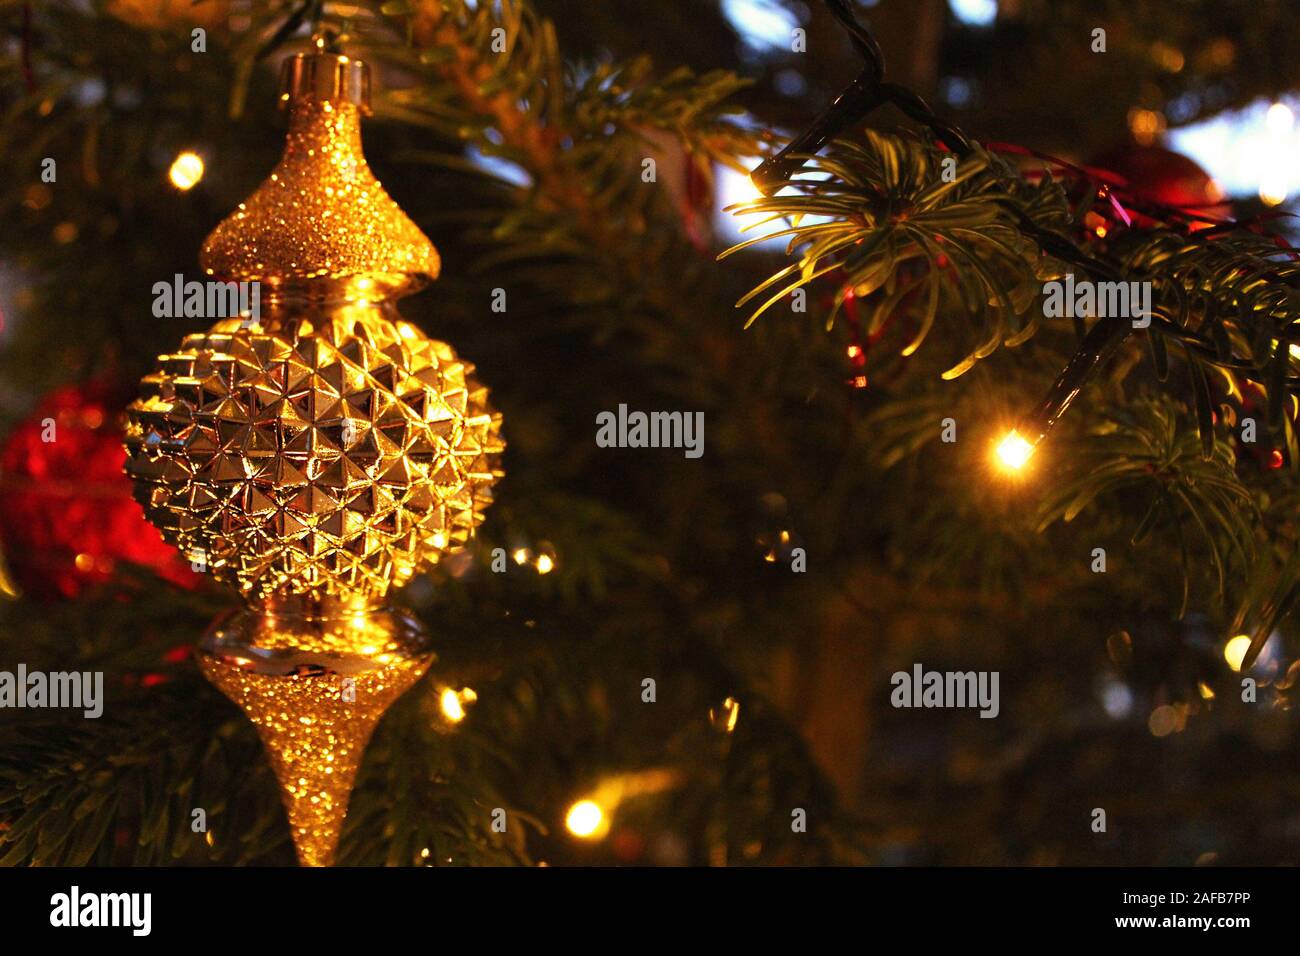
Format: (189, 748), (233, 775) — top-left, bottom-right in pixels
(168, 151), (205, 191)
(994, 430), (1034, 471)
(565, 799), (606, 839)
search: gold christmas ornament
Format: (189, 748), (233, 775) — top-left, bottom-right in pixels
(124, 41), (503, 865)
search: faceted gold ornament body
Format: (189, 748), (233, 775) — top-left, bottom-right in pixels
(125, 308), (501, 603)
(124, 46), (502, 865)
(125, 68), (501, 600)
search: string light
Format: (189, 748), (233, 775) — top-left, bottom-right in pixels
(1224, 634), (1252, 672)
(509, 542), (557, 573)
(439, 689), (465, 722)
(565, 799), (606, 839)
(709, 696), (741, 733)
(993, 429), (1034, 471)
(439, 686), (477, 724)
(1149, 41), (1185, 73)
(1127, 108), (1166, 147)
(563, 769), (682, 842)
(168, 151), (205, 190)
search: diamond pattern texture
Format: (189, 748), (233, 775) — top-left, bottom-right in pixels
(124, 313), (503, 602)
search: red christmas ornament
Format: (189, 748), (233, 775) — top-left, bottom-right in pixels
(1087, 144), (1230, 230)
(0, 381), (200, 598)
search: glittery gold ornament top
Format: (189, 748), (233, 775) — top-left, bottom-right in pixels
(125, 49), (503, 607)
(200, 52), (439, 290)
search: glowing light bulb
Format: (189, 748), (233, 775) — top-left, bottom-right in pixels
(169, 151), (205, 190)
(439, 686), (477, 724)
(535, 553), (554, 574)
(1127, 108), (1165, 146)
(1224, 634), (1252, 672)
(440, 688), (466, 723)
(994, 430), (1034, 471)
(709, 696), (741, 733)
(565, 799), (605, 839)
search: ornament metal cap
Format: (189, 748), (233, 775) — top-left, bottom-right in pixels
(278, 49), (371, 114)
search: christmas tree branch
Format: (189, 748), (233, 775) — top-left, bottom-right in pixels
(737, 0), (1300, 461)
(343, 0), (762, 323)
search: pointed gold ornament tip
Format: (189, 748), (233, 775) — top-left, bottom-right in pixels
(198, 604), (435, 867)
